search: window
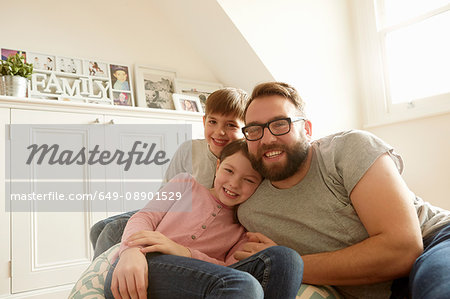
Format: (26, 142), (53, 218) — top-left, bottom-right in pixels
(356, 1), (450, 126)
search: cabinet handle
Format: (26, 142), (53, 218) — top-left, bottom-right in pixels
(109, 119), (115, 124)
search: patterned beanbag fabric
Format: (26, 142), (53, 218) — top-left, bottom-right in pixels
(68, 244), (120, 299)
(297, 284), (342, 299)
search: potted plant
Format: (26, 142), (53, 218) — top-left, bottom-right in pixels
(0, 52), (33, 97)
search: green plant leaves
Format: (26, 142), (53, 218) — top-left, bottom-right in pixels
(0, 52), (33, 78)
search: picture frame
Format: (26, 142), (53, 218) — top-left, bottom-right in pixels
(84, 60), (109, 78)
(112, 91), (134, 107)
(172, 93), (203, 113)
(56, 56), (83, 74)
(1, 48), (26, 61)
(28, 52), (56, 71)
(174, 78), (223, 112)
(2, 46), (136, 106)
(110, 64), (131, 91)
(134, 64), (177, 110)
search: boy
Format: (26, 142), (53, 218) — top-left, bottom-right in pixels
(112, 66), (130, 90)
(90, 87), (249, 258)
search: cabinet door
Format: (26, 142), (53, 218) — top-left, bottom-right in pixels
(9, 109), (105, 293)
(103, 115), (190, 215)
(0, 108), (10, 296)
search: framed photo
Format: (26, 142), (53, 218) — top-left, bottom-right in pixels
(135, 64), (177, 110)
(84, 60), (108, 78)
(172, 94), (203, 113)
(1, 48), (26, 61)
(28, 52), (56, 71)
(113, 91), (133, 106)
(56, 56), (83, 74)
(110, 64), (131, 91)
(174, 78), (223, 112)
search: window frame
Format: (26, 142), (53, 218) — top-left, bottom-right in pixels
(354, 0), (450, 127)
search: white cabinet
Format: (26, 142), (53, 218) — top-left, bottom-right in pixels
(1, 97), (204, 298)
(0, 108), (10, 297)
(9, 109), (105, 294)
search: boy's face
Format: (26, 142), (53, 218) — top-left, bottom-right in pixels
(203, 113), (244, 157)
(114, 70), (127, 82)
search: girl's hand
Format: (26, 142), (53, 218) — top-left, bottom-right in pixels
(110, 247), (148, 299)
(126, 230), (192, 257)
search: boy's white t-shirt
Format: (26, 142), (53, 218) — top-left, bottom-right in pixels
(163, 139), (218, 188)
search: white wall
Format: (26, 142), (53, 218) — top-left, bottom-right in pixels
(368, 113), (450, 210)
(217, 0), (362, 138)
(1, 0), (218, 84)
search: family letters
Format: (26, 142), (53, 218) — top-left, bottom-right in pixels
(30, 72), (110, 100)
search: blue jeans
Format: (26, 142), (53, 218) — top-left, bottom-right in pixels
(90, 210), (137, 259)
(104, 246), (303, 299)
(409, 223), (450, 299)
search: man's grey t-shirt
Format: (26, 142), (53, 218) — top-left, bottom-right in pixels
(238, 130), (450, 298)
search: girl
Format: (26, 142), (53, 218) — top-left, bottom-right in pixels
(104, 139), (303, 299)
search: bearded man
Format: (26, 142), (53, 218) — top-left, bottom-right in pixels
(235, 82), (450, 299)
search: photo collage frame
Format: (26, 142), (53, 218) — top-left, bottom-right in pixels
(1, 47), (223, 113)
(1, 48), (134, 107)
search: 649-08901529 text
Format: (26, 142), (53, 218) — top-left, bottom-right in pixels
(9, 191), (183, 201)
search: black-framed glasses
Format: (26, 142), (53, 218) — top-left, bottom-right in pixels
(242, 117), (305, 141)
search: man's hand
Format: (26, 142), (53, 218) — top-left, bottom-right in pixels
(234, 232), (277, 260)
(126, 230), (192, 257)
(111, 247), (148, 299)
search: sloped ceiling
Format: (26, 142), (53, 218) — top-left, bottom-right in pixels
(154, 0), (362, 136)
(153, 0), (274, 93)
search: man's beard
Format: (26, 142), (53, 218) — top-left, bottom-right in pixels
(250, 140), (310, 182)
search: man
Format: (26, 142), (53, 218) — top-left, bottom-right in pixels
(235, 82), (450, 298)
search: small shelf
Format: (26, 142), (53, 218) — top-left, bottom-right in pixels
(0, 95), (204, 120)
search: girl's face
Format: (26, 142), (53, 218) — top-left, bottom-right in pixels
(211, 152), (262, 207)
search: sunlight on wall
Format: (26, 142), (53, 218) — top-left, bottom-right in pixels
(217, 0), (362, 138)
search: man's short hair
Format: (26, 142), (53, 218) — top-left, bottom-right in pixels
(245, 82), (306, 119)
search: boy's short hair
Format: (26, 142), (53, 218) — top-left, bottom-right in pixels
(205, 88), (249, 122)
(112, 66), (127, 74)
(245, 82), (306, 118)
